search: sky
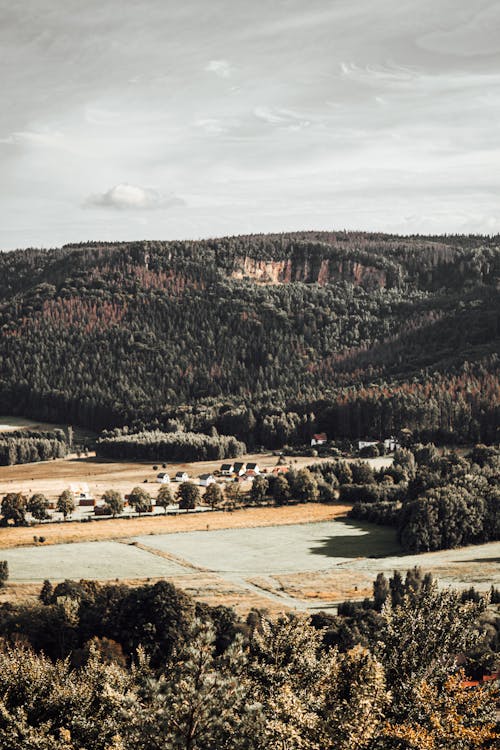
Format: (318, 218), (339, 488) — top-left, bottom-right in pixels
(1, 0), (499, 249)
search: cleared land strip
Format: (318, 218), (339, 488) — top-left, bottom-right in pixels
(126, 540), (211, 572)
(0, 503), (349, 549)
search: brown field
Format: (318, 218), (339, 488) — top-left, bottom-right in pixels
(248, 570), (374, 603)
(0, 502), (349, 550)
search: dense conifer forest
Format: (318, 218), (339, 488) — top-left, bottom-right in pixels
(0, 232), (498, 443)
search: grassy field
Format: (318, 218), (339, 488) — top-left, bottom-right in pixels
(0, 503), (349, 549)
(133, 519), (401, 574)
(2, 515), (497, 614)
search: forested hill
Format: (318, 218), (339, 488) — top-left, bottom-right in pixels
(0, 232), (498, 442)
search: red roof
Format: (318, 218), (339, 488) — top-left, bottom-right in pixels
(313, 433), (327, 440)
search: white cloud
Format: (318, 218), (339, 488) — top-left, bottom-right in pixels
(205, 59), (232, 78)
(84, 183), (184, 211)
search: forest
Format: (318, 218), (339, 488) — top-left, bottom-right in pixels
(0, 571), (497, 749)
(0, 232), (498, 444)
(95, 429), (245, 461)
(0, 429), (68, 465)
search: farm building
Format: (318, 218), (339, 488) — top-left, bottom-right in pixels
(199, 474), (216, 487)
(70, 483), (94, 506)
(220, 463), (234, 476)
(174, 471), (189, 482)
(246, 462), (260, 474)
(311, 433), (327, 446)
(156, 472), (170, 484)
(233, 462), (247, 476)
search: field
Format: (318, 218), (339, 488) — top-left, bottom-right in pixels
(1, 516), (498, 614)
(0, 503), (346, 549)
(0, 442), (496, 614)
(0, 449), (380, 503)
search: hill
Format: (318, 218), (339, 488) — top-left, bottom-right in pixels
(0, 232), (498, 444)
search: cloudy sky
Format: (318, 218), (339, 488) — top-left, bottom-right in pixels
(1, 0), (499, 249)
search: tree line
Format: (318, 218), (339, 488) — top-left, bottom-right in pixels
(346, 443), (500, 552)
(0, 428), (68, 466)
(95, 429), (246, 461)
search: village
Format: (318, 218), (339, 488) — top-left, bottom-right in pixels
(0, 425), (400, 525)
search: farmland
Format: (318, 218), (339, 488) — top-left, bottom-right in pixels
(1, 516), (498, 614)
(0, 449), (383, 503)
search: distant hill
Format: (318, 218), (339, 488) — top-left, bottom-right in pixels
(0, 232), (498, 444)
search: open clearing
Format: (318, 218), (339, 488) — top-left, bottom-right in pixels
(2, 517), (498, 613)
(0, 416), (68, 433)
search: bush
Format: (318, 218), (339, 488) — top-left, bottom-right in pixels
(348, 502), (400, 527)
(0, 561), (8, 587)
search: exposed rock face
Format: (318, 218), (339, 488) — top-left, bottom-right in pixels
(232, 257), (293, 284)
(232, 256), (387, 289)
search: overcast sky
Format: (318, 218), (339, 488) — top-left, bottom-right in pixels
(1, 0), (499, 249)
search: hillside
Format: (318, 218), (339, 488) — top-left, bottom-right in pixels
(0, 232), (498, 443)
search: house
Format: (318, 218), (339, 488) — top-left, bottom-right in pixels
(311, 433), (327, 446)
(233, 462), (247, 476)
(272, 466), (288, 475)
(174, 471), (189, 482)
(156, 472), (170, 484)
(246, 462), (260, 474)
(245, 470), (258, 480)
(199, 474), (216, 487)
(383, 437), (400, 452)
(220, 463), (234, 476)
(358, 440), (378, 450)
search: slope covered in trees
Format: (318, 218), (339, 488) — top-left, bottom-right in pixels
(0, 232), (498, 441)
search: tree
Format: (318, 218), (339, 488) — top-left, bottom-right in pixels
(248, 614), (389, 749)
(27, 492), (51, 521)
(373, 572), (389, 611)
(128, 487), (152, 515)
(385, 670), (498, 749)
(1, 492), (27, 526)
(224, 482), (242, 508)
(156, 484), (174, 513)
(377, 583), (487, 723)
(102, 489), (124, 517)
(125, 620), (262, 750)
(250, 474), (269, 504)
(177, 482), (200, 511)
(56, 490), (75, 520)
(0, 642), (131, 748)
(203, 482), (223, 509)
(350, 461), (375, 485)
(39, 579), (53, 605)
(273, 475), (291, 505)
(336, 462), (353, 485)
(293, 468), (319, 503)
(0, 560), (8, 588)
